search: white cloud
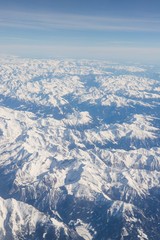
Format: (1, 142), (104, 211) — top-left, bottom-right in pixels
(0, 10), (160, 32)
(1, 9), (160, 62)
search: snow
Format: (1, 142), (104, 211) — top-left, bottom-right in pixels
(0, 57), (159, 239)
(76, 225), (92, 240)
(137, 229), (149, 240)
(0, 197), (50, 239)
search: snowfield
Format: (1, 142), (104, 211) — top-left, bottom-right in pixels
(0, 56), (159, 239)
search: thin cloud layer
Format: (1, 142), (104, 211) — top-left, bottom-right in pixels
(1, 10), (160, 33)
(1, 7), (160, 62)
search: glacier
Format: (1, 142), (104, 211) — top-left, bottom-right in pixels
(0, 56), (159, 239)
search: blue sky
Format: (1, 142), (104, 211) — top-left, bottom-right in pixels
(1, 0), (160, 62)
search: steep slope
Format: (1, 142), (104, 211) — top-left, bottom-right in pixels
(0, 196), (81, 240)
(0, 57), (159, 239)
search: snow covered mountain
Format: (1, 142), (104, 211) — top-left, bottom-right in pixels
(0, 56), (159, 239)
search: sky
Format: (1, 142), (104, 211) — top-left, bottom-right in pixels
(0, 0), (160, 62)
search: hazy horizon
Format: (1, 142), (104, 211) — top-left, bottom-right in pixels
(1, 0), (160, 63)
